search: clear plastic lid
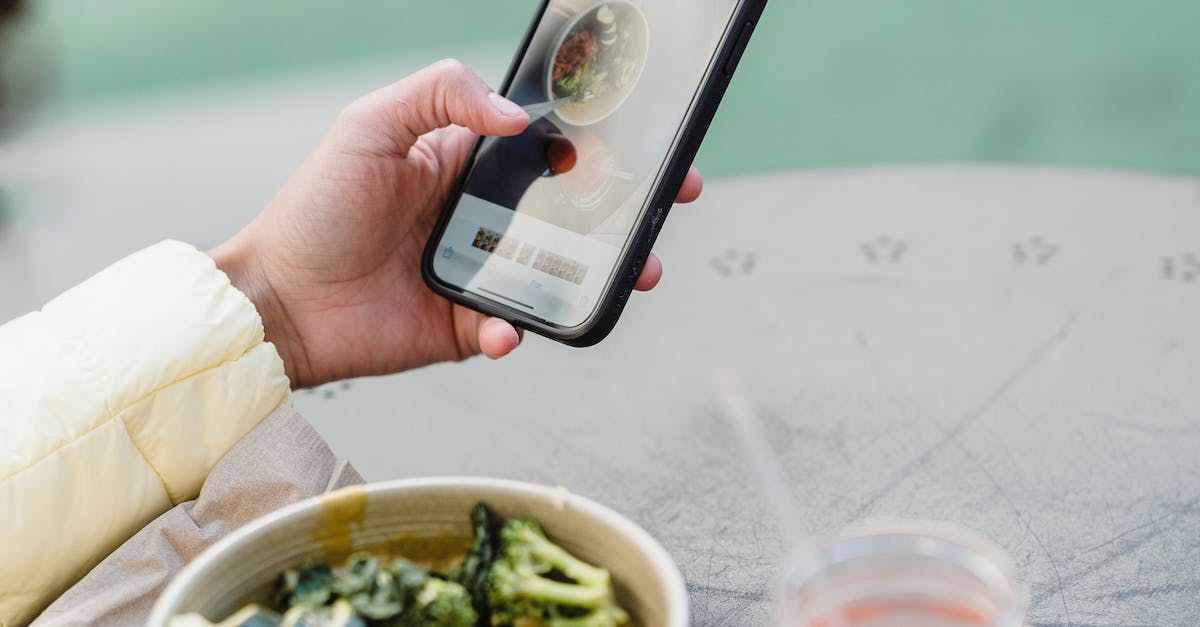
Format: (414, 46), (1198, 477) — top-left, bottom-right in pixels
(778, 520), (1027, 627)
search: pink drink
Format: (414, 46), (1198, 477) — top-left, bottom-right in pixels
(779, 523), (1025, 627)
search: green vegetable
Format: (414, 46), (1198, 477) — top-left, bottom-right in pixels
(397, 577), (479, 627)
(270, 553), (476, 627)
(337, 554), (404, 619)
(453, 502), (500, 622)
(274, 562), (336, 609)
(454, 504), (629, 627)
(173, 503), (626, 627)
(555, 67), (608, 100)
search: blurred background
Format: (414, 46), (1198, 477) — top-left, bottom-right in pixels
(2, 0), (1199, 317)
(5, 1), (1200, 170)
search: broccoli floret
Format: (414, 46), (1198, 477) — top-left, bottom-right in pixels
(451, 502), (501, 622)
(352, 557), (472, 627)
(271, 553), (473, 626)
(455, 504), (629, 627)
(334, 554), (403, 619)
(386, 557), (435, 595)
(274, 561), (336, 610)
(398, 577), (478, 626)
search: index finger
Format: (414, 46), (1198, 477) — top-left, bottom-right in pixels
(676, 167), (703, 204)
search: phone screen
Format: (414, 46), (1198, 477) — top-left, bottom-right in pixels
(431, 0), (742, 328)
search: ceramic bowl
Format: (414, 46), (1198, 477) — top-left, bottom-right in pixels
(545, 0), (649, 126)
(149, 477), (687, 626)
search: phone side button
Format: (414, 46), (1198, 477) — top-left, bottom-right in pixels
(722, 21), (755, 77)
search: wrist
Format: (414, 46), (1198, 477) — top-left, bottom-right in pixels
(209, 238), (310, 388)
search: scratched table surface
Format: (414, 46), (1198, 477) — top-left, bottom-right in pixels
(2, 61), (1199, 625)
(291, 166), (1200, 627)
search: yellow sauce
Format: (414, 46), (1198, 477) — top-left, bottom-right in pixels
(312, 485), (368, 563)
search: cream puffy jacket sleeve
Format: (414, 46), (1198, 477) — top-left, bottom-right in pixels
(0, 241), (291, 626)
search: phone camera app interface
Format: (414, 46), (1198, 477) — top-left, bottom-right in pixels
(433, 0), (740, 328)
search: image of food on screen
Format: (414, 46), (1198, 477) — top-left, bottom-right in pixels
(432, 0), (740, 326)
(549, 2), (649, 126)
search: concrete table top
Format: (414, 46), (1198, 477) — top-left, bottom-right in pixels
(1, 63), (1196, 624)
(288, 165), (1199, 626)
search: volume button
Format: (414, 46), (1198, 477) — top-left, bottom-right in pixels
(723, 21), (755, 77)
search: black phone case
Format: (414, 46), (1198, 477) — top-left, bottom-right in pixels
(422, 0), (769, 347)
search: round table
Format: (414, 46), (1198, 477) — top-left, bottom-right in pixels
(2, 91), (1196, 623)
(295, 164), (1200, 626)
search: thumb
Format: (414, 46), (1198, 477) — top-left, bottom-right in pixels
(334, 59), (530, 156)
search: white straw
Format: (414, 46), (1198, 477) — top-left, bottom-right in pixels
(711, 369), (804, 545)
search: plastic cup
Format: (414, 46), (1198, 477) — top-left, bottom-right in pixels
(778, 521), (1026, 627)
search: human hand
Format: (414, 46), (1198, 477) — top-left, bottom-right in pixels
(210, 60), (703, 389)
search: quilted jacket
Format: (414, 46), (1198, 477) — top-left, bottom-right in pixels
(0, 241), (291, 626)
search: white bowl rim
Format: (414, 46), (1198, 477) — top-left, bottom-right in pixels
(149, 476), (688, 626)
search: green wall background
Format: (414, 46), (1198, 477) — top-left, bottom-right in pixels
(21, 0), (1200, 177)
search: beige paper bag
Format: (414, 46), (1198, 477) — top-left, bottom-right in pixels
(32, 405), (362, 626)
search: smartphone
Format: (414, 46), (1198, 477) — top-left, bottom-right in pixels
(423, 0), (767, 346)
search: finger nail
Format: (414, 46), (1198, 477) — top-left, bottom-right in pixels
(488, 92), (526, 118)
